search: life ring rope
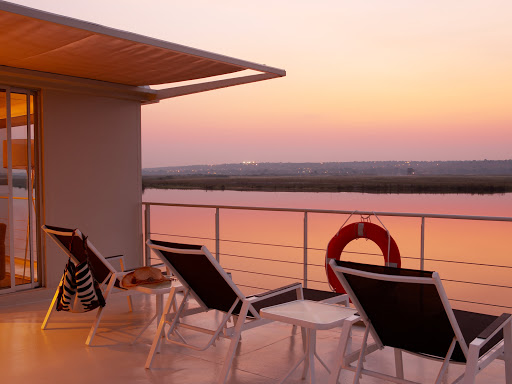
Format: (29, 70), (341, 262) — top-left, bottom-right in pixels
(325, 214), (401, 293)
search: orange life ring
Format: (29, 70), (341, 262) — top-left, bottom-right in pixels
(325, 222), (401, 293)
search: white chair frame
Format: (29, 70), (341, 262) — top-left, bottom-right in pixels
(41, 225), (163, 345)
(328, 259), (512, 384)
(145, 239), (305, 384)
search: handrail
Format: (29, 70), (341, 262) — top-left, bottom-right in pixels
(143, 202), (512, 222)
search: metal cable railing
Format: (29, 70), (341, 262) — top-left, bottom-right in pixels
(150, 231), (512, 269)
(143, 202), (512, 311)
(150, 231), (512, 273)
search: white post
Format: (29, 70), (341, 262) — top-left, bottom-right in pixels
(144, 204), (151, 266)
(216, 208), (220, 262)
(420, 217), (425, 270)
(304, 211), (308, 288)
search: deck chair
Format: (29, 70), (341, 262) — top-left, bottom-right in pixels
(328, 259), (512, 384)
(145, 239), (348, 384)
(41, 225), (168, 345)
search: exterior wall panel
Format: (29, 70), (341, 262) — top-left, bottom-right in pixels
(42, 90), (142, 288)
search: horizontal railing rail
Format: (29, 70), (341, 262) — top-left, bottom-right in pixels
(143, 202), (512, 222)
(143, 201), (512, 311)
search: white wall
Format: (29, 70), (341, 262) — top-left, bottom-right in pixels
(42, 90), (143, 288)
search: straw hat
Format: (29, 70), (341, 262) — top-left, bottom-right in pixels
(121, 266), (167, 288)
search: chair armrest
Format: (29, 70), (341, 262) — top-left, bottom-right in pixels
(106, 254), (130, 273)
(253, 283), (302, 298)
(248, 283), (303, 305)
(345, 313), (362, 324)
(476, 313), (511, 341)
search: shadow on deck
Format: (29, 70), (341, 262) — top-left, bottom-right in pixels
(0, 293), (507, 384)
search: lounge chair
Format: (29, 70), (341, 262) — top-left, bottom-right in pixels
(145, 239), (349, 384)
(328, 259), (512, 384)
(41, 225), (171, 345)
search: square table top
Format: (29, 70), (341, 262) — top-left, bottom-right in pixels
(260, 300), (357, 330)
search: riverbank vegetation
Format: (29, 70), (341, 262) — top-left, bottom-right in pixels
(142, 175), (512, 194)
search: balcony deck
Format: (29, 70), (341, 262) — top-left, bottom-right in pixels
(0, 292), (507, 384)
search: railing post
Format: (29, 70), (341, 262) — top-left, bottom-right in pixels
(144, 203), (151, 266)
(304, 211), (308, 288)
(216, 208), (220, 262)
(420, 217), (425, 270)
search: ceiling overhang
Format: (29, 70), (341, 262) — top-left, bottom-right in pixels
(0, 1), (285, 101)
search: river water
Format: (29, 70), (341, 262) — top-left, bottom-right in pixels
(143, 189), (512, 315)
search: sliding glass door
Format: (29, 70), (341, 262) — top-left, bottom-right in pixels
(0, 87), (40, 293)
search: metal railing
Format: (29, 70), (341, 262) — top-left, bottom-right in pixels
(142, 201), (512, 311)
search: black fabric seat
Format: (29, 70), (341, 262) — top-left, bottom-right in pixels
(328, 259), (512, 384)
(146, 239), (318, 384)
(148, 240), (347, 317)
(453, 309), (505, 362)
(41, 225), (157, 346)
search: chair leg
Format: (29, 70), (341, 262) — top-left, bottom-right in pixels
(394, 348), (404, 379)
(41, 284), (61, 330)
(217, 301), (250, 384)
(145, 286), (178, 369)
(328, 317), (354, 384)
(442, 364), (450, 384)
(435, 338), (456, 384)
(504, 321), (512, 384)
(353, 325), (370, 384)
(86, 306), (105, 346)
(85, 275), (116, 346)
(462, 338), (480, 384)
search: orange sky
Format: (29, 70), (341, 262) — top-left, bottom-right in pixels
(10, 1), (512, 167)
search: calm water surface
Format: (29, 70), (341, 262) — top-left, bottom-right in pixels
(143, 189), (512, 315)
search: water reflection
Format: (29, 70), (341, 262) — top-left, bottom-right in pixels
(143, 189), (512, 315)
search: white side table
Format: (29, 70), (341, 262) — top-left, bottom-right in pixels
(260, 299), (357, 384)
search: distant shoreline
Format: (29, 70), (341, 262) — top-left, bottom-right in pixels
(142, 175), (512, 194)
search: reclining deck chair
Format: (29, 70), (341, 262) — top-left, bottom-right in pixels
(41, 225), (169, 345)
(328, 259), (512, 384)
(145, 239), (348, 384)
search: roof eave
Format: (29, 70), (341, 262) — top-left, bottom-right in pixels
(0, 1), (286, 78)
(155, 72), (285, 101)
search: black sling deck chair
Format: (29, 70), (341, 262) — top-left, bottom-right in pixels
(145, 239), (349, 384)
(41, 225), (169, 345)
(328, 259), (512, 384)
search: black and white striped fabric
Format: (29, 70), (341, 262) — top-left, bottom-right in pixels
(57, 259), (105, 313)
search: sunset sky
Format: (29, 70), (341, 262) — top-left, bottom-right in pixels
(9, 0), (512, 167)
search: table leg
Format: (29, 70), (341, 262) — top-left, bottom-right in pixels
(302, 329), (317, 382)
(308, 329), (317, 383)
(302, 329), (310, 379)
(156, 293), (163, 319)
(155, 293), (164, 353)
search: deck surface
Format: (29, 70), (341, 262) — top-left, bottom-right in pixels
(0, 292), (506, 383)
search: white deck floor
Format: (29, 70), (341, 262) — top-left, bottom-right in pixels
(0, 292), (507, 384)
